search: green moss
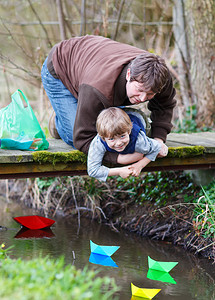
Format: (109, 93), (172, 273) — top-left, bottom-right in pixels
(168, 146), (205, 158)
(32, 150), (87, 165)
(31, 146), (205, 166)
(17, 155), (24, 162)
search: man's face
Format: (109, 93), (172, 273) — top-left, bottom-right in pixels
(126, 69), (155, 104)
(104, 132), (130, 152)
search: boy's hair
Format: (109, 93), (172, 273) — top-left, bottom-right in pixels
(96, 107), (132, 140)
(129, 53), (169, 93)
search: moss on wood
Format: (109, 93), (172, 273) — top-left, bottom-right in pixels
(31, 146), (205, 166)
(17, 155), (24, 162)
(168, 146), (205, 158)
(32, 150), (87, 165)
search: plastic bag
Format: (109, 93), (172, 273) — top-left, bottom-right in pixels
(0, 89), (49, 151)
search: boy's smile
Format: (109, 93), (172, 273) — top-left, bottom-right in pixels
(105, 132), (130, 152)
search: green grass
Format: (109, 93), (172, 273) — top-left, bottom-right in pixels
(0, 255), (119, 300)
(193, 183), (215, 239)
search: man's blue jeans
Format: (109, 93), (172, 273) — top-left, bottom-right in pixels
(41, 57), (77, 147)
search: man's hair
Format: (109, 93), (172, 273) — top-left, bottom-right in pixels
(96, 107), (132, 140)
(129, 53), (169, 93)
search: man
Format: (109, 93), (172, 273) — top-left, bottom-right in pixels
(41, 35), (176, 165)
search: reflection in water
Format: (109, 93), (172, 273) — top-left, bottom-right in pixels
(0, 197), (214, 300)
(131, 297), (149, 300)
(89, 253), (119, 268)
(147, 269), (177, 285)
(14, 228), (55, 239)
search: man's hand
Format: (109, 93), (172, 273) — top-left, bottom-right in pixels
(154, 138), (168, 158)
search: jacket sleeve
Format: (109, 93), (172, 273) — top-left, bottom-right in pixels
(87, 135), (110, 181)
(135, 131), (161, 161)
(148, 72), (176, 142)
(73, 84), (119, 164)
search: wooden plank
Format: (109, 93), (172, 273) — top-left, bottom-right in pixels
(167, 132), (215, 153)
(0, 132), (214, 179)
(0, 139), (75, 163)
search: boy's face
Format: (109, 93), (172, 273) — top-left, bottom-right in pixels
(126, 69), (155, 104)
(104, 132), (130, 152)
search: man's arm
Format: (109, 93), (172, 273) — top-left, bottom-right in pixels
(148, 72), (176, 142)
(73, 84), (119, 164)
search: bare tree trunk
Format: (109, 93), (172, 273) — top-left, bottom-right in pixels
(27, 0), (53, 49)
(56, 0), (66, 40)
(80, 0), (86, 35)
(112, 0), (125, 40)
(184, 0), (215, 127)
(173, 0), (191, 109)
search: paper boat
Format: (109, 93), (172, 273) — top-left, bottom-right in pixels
(13, 215), (55, 230)
(131, 283), (161, 299)
(90, 240), (120, 257)
(131, 297), (154, 300)
(148, 256), (178, 273)
(14, 228), (55, 239)
(89, 253), (118, 268)
(147, 269), (177, 284)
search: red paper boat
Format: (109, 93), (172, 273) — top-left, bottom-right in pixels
(13, 215), (55, 230)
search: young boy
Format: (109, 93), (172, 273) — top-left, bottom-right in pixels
(87, 107), (168, 181)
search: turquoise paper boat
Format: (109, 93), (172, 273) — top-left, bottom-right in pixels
(147, 269), (177, 284)
(89, 253), (118, 268)
(90, 240), (120, 257)
(148, 256), (178, 273)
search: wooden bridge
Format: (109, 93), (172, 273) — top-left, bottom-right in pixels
(0, 132), (214, 179)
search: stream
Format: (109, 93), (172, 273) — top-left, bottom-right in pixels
(0, 197), (214, 300)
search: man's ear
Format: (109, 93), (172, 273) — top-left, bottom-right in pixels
(126, 68), (130, 81)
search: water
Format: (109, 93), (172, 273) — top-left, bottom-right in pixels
(0, 197), (214, 300)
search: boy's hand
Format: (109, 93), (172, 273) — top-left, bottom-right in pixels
(118, 166), (133, 178)
(129, 162), (143, 177)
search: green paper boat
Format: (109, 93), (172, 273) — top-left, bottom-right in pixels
(90, 240), (120, 257)
(147, 269), (177, 284)
(148, 256), (178, 273)
(131, 283), (161, 299)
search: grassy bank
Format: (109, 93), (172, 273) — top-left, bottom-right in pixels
(0, 244), (118, 300)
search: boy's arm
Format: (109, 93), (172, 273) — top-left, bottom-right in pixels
(108, 166), (133, 178)
(117, 152), (144, 164)
(129, 156), (151, 177)
(87, 135), (110, 181)
(87, 135), (133, 181)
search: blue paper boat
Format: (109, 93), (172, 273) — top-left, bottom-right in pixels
(89, 253), (118, 267)
(90, 240), (120, 256)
